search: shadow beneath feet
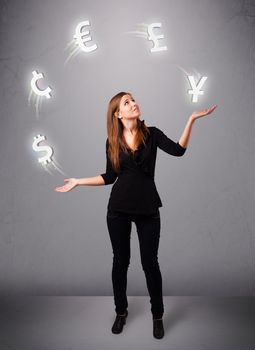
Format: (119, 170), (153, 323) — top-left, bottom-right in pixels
(164, 299), (192, 333)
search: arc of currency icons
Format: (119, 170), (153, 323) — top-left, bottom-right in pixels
(29, 19), (209, 175)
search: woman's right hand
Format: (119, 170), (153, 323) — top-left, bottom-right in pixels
(54, 178), (78, 192)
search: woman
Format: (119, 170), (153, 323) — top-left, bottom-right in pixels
(55, 92), (217, 339)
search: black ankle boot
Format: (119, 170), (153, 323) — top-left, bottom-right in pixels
(111, 310), (128, 334)
(153, 318), (164, 339)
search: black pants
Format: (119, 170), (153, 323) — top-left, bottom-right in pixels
(106, 208), (164, 319)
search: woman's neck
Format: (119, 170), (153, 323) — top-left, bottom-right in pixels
(121, 119), (138, 135)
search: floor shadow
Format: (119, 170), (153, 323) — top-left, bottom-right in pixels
(163, 298), (193, 333)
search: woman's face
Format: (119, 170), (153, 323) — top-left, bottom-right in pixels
(117, 94), (141, 120)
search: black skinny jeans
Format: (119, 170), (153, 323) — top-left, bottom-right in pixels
(106, 208), (164, 319)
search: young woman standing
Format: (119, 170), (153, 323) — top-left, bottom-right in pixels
(55, 92), (217, 339)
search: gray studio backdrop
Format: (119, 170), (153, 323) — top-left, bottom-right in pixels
(0, 0), (255, 295)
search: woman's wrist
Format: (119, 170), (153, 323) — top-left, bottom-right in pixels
(189, 115), (196, 123)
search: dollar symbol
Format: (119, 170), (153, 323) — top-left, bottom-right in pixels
(73, 20), (98, 52)
(32, 134), (53, 165)
(30, 70), (52, 99)
(147, 23), (167, 52)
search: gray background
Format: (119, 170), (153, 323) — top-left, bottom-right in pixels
(0, 0), (254, 295)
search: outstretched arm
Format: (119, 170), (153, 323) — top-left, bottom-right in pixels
(178, 105), (217, 148)
(77, 176), (105, 186)
(54, 138), (117, 192)
(54, 175), (105, 192)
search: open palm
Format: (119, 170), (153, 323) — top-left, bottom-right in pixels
(191, 105), (218, 120)
(54, 178), (78, 192)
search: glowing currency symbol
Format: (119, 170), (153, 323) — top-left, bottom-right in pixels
(187, 76), (208, 102)
(147, 23), (167, 52)
(32, 134), (53, 165)
(31, 70), (52, 99)
(73, 20), (98, 52)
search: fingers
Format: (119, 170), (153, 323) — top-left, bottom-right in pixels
(207, 106), (217, 115)
(209, 105), (217, 111)
(54, 186), (69, 192)
(203, 105), (217, 116)
(55, 187), (64, 192)
(205, 105), (217, 112)
(54, 178), (74, 192)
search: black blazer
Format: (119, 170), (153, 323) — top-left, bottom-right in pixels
(101, 126), (186, 215)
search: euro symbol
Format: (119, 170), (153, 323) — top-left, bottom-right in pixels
(73, 20), (98, 53)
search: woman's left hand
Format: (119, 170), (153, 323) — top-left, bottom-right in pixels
(191, 105), (218, 121)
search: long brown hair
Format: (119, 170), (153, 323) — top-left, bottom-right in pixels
(106, 91), (150, 174)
